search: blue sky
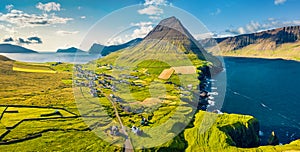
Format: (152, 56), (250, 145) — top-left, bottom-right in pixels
(0, 0), (299, 52)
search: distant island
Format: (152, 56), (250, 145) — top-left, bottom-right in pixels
(88, 38), (142, 56)
(55, 38), (142, 55)
(0, 44), (37, 53)
(56, 47), (86, 53)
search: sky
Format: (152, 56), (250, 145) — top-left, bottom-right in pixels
(0, 0), (299, 52)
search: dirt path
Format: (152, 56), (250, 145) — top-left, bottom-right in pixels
(105, 95), (134, 152)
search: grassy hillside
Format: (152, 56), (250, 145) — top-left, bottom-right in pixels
(0, 54), (299, 151)
(213, 41), (300, 61)
(0, 55), (122, 151)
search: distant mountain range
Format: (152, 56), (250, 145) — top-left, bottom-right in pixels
(56, 38), (142, 55)
(56, 47), (85, 53)
(0, 44), (37, 53)
(88, 38), (142, 55)
(0, 39), (142, 56)
(2, 25), (300, 60)
(200, 25), (300, 59)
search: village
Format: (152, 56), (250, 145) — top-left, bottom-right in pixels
(73, 62), (215, 122)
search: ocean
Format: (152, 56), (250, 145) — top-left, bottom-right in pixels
(0, 53), (100, 64)
(219, 57), (300, 145)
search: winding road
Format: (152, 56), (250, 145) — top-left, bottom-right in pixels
(105, 95), (134, 152)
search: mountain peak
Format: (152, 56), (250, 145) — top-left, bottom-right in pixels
(144, 16), (192, 41)
(158, 16), (180, 26)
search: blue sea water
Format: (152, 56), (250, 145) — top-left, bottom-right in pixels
(220, 57), (300, 145)
(0, 52), (100, 64)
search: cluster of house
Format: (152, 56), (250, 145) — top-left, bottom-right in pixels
(119, 74), (139, 79)
(74, 64), (146, 99)
(74, 65), (102, 97)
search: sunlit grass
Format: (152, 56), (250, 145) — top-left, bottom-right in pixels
(1, 107), (75, 127)
(13, 67), (57, 73)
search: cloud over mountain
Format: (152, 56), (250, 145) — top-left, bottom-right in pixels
(225, 18), (300, 35)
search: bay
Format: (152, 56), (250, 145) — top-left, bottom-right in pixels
(220, 57), (300, 145)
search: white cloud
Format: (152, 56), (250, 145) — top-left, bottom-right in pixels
(56, 30), (79, 36)
(0, 9), (73, 27)
(36, 2), (61, 12)
(0, 24), (15, 33)
(149, 16), (161, 20)
(210, 8), (221, 16)
(131, 21), (153, 27)
(237, 27), (246, 34)
(144, 0), (167, 6)
(138, 0), (170, 21)
(107, 36), (125, 45)
(106, 21), (154, 45)
(225, 27), (246, 35)
(246, 21), (261, 33)
(138, 5), (163, 16)
(193, 32), (217, 40)
(226, 18), (300, 35)
(130, 21), (154, 39)
(131, 25), (153, 38)
(274, 0), (287, 5)
(80, 16), (86, 19)
(77, 6), (82, 10)
(5, 4), (14, 11)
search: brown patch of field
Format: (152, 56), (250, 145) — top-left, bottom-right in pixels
(172, 66), (196, 74)
(158, 68), (174, 79)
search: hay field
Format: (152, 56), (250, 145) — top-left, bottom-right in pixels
(158, 68), (174, 79)
(172, 66), (196, 74)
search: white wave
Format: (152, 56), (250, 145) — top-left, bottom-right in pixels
(211, 87), (217, 90)
(208, 79), (217, 82)
(215, 109), (223, 114)
(209, 92), (218, 96)
(291, 133), (295, 138)
(208, 96), (215, 100)
(278, 113), (288, 119)
(208, 100), (215, 106)
(233, 91), (239, 95)
(260, 103), (272, 111)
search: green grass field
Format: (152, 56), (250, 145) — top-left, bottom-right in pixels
(0, 55), (299, 151)
(13, 62), (57, 73)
